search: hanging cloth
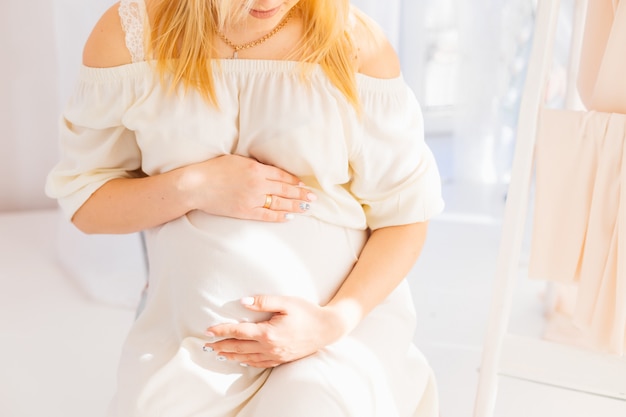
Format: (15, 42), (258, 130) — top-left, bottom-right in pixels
(528, 0), (626, 355)
(529, 109), (626, 354)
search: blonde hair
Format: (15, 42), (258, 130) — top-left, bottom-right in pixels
(148, 0), (360, 109)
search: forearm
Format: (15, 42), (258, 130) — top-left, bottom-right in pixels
(325, 221), (429, 337)
(71, 154), (313, 234)
(72, 167), (193, 234)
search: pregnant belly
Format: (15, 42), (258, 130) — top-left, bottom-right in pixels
(143, 212), (368, 329)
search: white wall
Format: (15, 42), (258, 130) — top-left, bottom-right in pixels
(0, 1), (60, 211)
(0, 0), (113, 212)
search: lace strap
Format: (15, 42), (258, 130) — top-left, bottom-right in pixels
(119, 0), (147, 63)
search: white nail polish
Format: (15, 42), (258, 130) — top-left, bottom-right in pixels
(216, 356), (227, 362)
(241, 297), (255, 306)
(285, 213), (295, 220)
(202, 346), (214, 353)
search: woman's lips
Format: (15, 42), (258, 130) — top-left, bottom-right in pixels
(249, 6), (282, 19)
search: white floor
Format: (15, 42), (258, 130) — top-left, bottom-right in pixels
(1, 182), (625, 417)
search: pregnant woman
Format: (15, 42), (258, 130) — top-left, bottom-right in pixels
(46, 0), (444, 416)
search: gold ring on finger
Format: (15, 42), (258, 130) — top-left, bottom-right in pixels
(263, 194), (273, 209)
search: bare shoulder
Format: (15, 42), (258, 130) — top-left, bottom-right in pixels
(82, 2), (131, 68)
(350, 7), (401, 79)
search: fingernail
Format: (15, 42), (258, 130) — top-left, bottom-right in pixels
(284, 213), (295, 220)
(205, 331), (217, 342)
(299, 202), (311, 211)
(240, 363), (249, 368)
(298, 181), (306, 187)
(216, 355), (227, 362)
(241, 297), (255, 306)
(202, 346), (214, 353)
(306, 193), (317, 202)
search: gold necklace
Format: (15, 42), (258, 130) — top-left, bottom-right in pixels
(215, 7), (296, 59)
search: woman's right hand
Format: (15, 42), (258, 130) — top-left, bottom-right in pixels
(182, 154), (316, 222)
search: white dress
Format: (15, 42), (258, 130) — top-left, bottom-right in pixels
(46, 1), (444, 416)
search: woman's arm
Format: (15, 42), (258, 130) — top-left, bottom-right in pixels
(73, 155), (316, 234)
(324, 222), (428, 336)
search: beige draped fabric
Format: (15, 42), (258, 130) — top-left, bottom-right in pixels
(528, 0), (626, 355)
(530, 109), (626, 354)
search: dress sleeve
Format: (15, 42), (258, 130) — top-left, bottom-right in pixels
(45, 67), (143, 220)
(350, 76), (445, 230)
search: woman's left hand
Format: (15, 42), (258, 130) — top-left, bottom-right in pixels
(204, 295), (347, 368)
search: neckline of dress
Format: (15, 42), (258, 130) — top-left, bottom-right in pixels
(79, 58), (404, 89)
